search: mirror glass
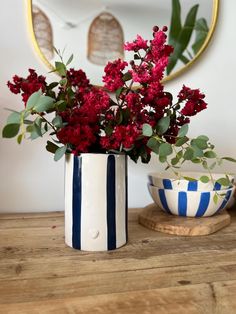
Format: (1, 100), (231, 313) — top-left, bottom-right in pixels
(29, 0), (219, 85)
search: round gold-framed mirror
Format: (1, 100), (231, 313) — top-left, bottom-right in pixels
(27, 0), (219, 85)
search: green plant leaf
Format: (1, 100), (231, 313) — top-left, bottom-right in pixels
(183, 147), (194, 160)
(196, 135), (209, 141)
(167, 4), (199, 74)
(204, 151), (217, 159)
(52, 116), (63, 128)
(222, 157), (236, 163)
(177, 124), (189, 137)
(213, 193), (218, 204)
(54, 145), (67, 161)
(122, 72), (132, 82)
(147, 137), (160, 154)
(55, 61), (67, 76)
(7, 111), (21, 124)
(192, 18), (209, 55)
(142, 123), (153, 137)
(159, 155), (167, 163)
(46, 140), (60, 154)
(66, 54), (73, 66)
(175, 136), (189, 147)
(17, 134), (24, 144)
(169, 0), (182, 47)
(26, 90), (42, 110)
(192, 138), (208, 150)
(59, 78), (68, 86)
(217, 177), (231, 187)
(159, 142), (173, 157)
(34, 96), (55, 113)
(199, 175), (210, 183)
(183, 176), (197, 182)
(2, 124), (20, 138)
(171, 157), (179, 166)
(156, 116), (170, 135)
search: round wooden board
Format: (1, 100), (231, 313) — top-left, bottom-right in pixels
(138, 203), (231, 236)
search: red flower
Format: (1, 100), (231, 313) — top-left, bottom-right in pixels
(102, 59), (128, 92)
(7, 69), (47, 105)
(124, 35), (148, 52)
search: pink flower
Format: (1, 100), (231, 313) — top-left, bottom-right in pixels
(124, 35), (148, 52)
(129, 63), (151, 84)
(103, 59), (128, 92)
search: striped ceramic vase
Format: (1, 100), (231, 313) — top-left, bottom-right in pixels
(64, 153), (128, 251)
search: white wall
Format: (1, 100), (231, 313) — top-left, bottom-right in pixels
(0, 0), (236, 213)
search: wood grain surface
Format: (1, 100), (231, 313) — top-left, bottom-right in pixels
(139, 203), (231, 236)
(0, 208), (236, 314)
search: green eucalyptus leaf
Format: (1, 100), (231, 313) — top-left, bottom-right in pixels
(52, 115), (63, 128)
(217, 177), (231, 187)
(159, 142), (173, 157)
(177, 124), (188, 137)
(54, 145), (67, 161)
(183, 176), (197, 182)
(17, 134), (24, 144)
(7, 111), (21, 124)
(46, 140), (60, 154)
(48, 82), (58, 89)
(34, 96), (55, 113)
(26, 90), (42, 110)
(183, 147), (194, 160)
(175, 136), (189, 147)
(222, 157), (236, 163)
(199, 175), (210, 183)
(2, 123), (20, 138)
(204, 151), (217, 159)
(59, 78), (68, 86)
(192, 138), (208, 150)
(171, 157), (179, 166)
(142, 123), (153, 137)
(196, 135), (209, 141)
(159, 155), (167, 163)
(55, 61), (67, 76)
(213, 193), (219, 204)
(147, 137), (160, 154)
(66, 54), (74, 66)
(156, 116), (170, 135)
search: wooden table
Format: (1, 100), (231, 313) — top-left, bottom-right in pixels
(0, 208), (236, 314)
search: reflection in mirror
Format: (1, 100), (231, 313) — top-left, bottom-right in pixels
(28, 0), (219, 85)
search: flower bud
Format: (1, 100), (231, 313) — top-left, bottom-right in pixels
(162, 26), (168, 32)
(152, 26), (159, 32)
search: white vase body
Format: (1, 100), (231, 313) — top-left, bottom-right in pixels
(65, 153), (128, 251)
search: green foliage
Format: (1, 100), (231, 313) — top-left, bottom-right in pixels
(156, 116), (170, 135)
(142, 124), (153, 137)
(177, 124), (188, 137)
(2, 124), (20, 138)
(168, 0), (209, 75)
(54, 145), (67, 161)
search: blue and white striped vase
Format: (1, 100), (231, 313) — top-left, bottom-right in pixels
(64, 153), (128, 251)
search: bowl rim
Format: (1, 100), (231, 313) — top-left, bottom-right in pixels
(148, 183), (235, 194)
(148, 171), (235, 181)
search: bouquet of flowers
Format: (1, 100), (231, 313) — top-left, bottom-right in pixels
(2, 26), (235, 188)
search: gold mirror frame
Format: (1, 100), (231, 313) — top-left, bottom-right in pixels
(26, 0), (220, 84)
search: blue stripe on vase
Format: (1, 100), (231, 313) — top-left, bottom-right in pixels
(187, 181), (198, 191)
(125, 155), (128, 242)
(107, 155), (116, 250)
(163, 179), (172, 189)
(216, 190), (232, 214)
(195, 192), (210, 217)
(213, 182), (221, 191)
(72, 155), (82, 249)
(178, 192), (187, 216)
(158, 189), (171, 214)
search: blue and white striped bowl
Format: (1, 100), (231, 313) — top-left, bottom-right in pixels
(148, 184), (235, 217)
(148, 172), (234, 191)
